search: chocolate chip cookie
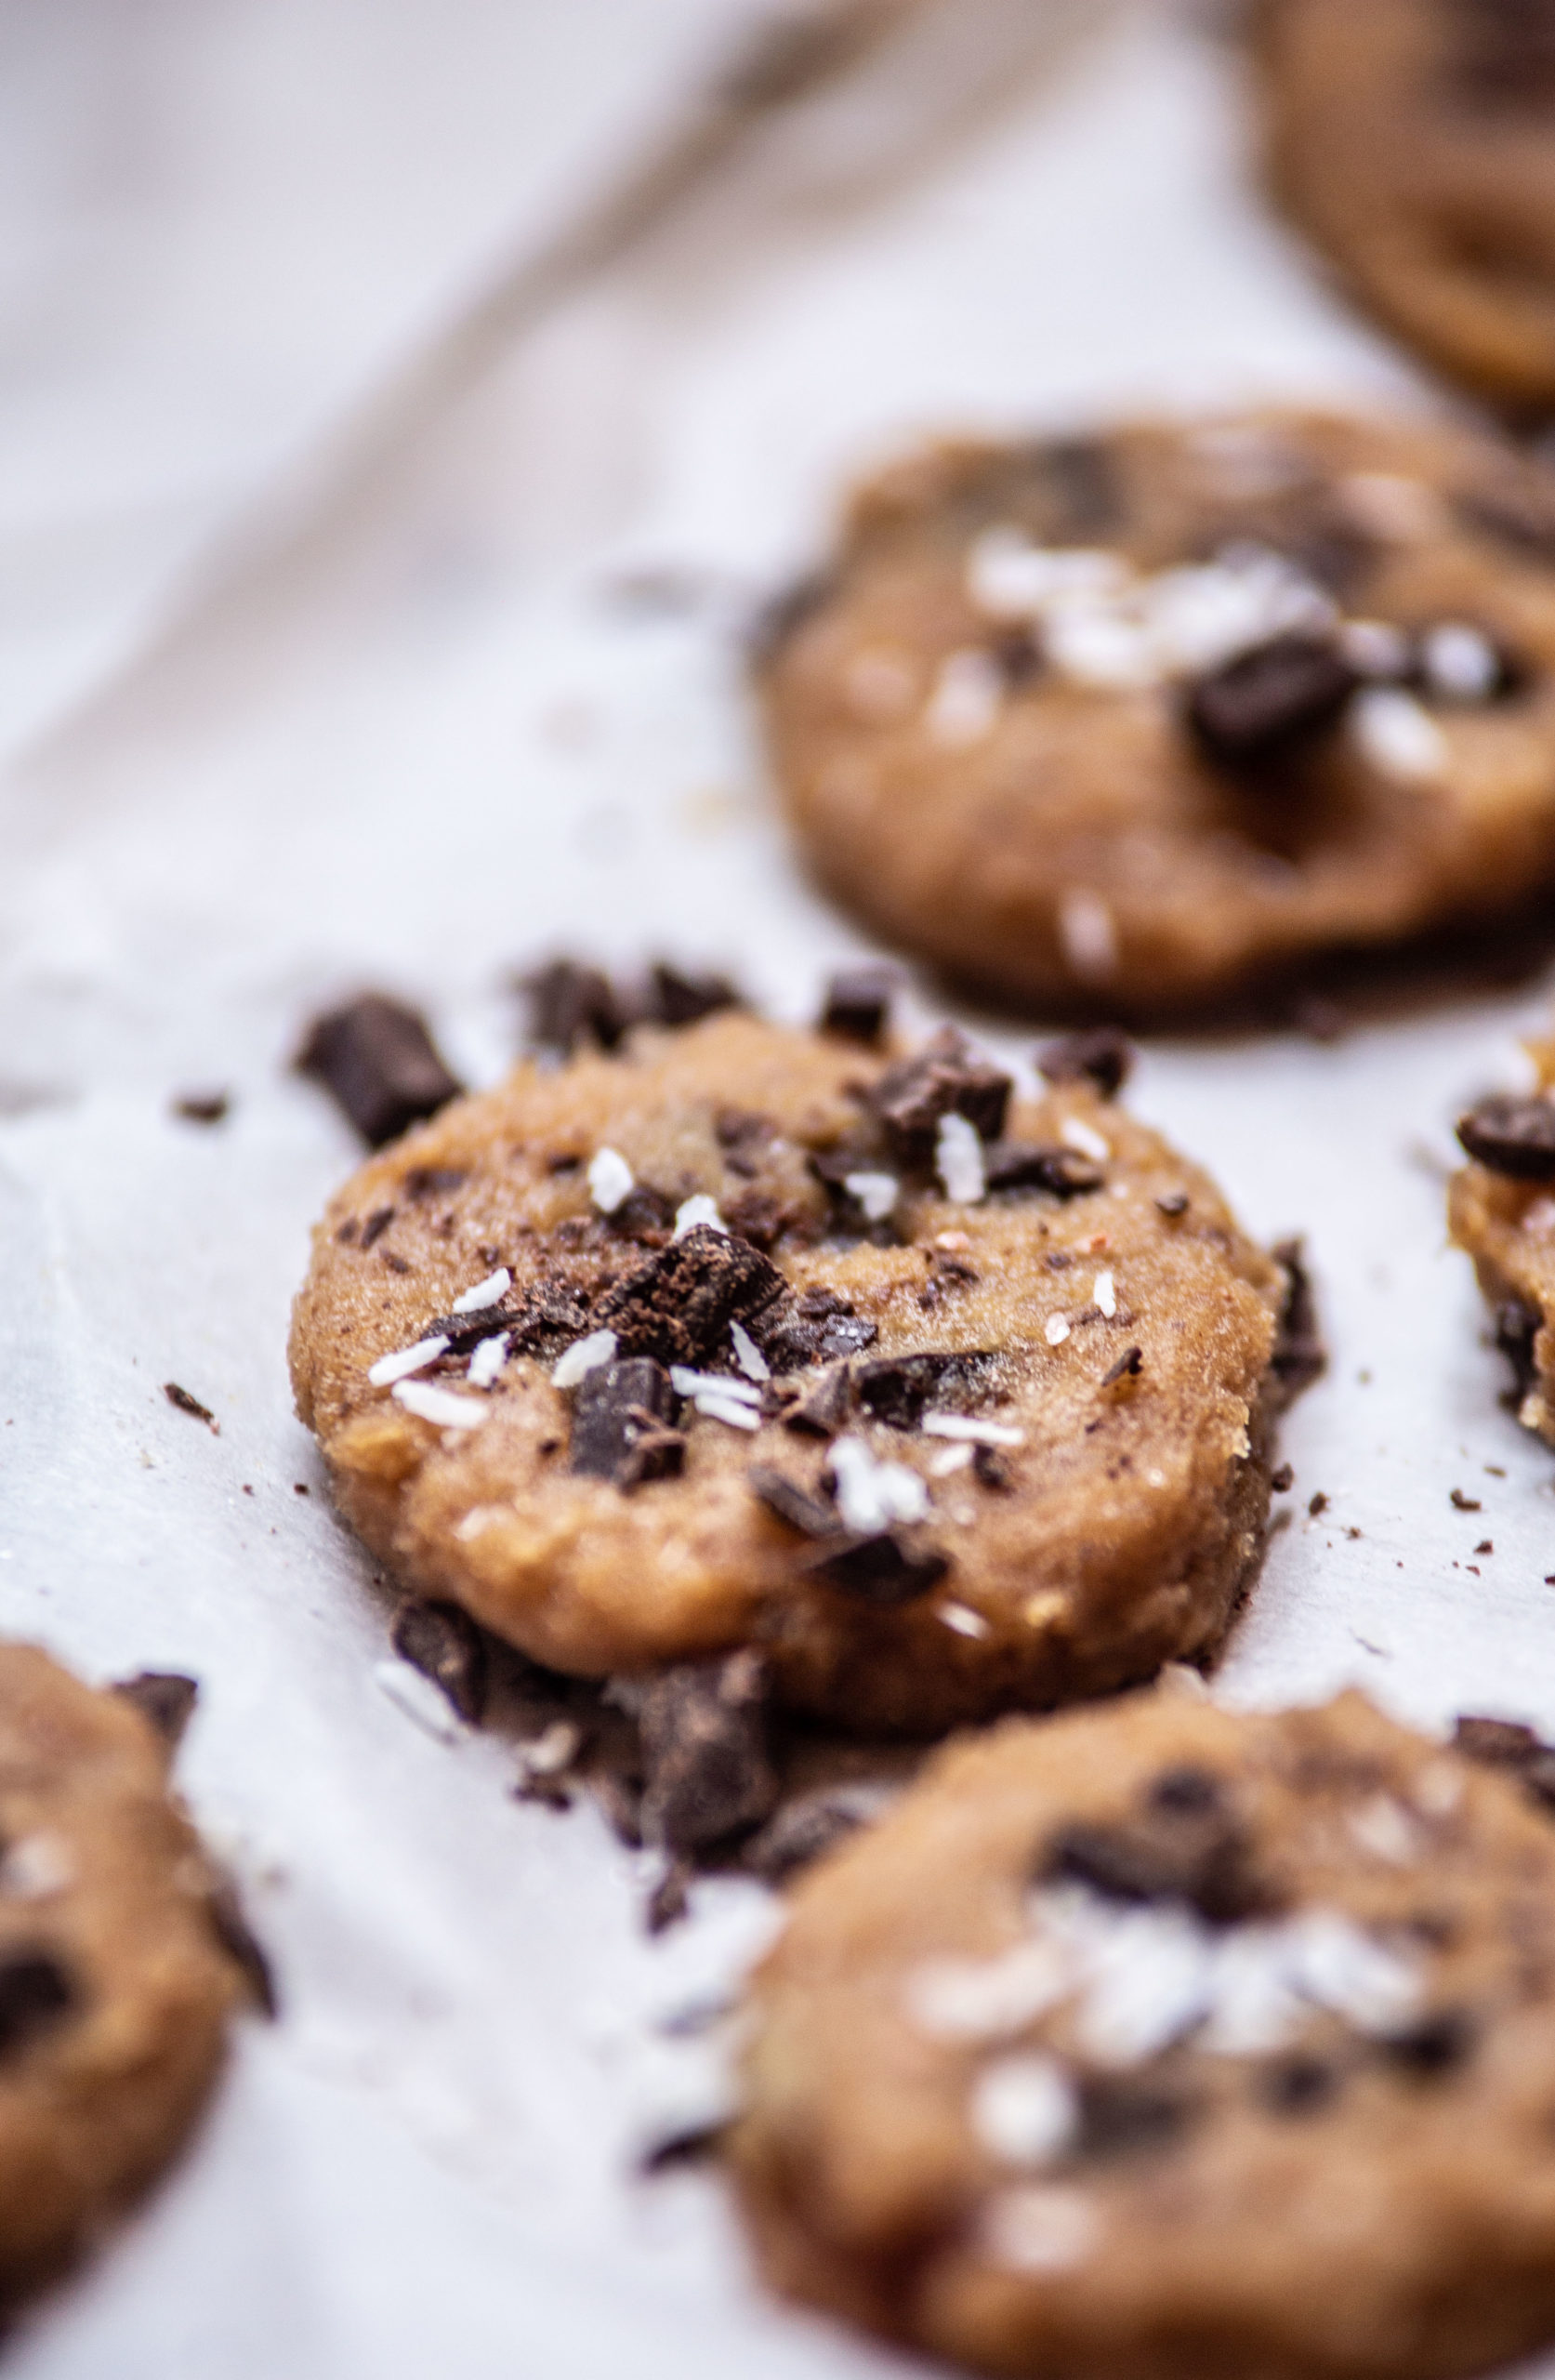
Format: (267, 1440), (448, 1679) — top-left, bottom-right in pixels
(732, 1687), (1555, 2380)
(1447, 1028), (1555, 1443)
(0, 1645), (252, 2307)
(289, 1012), (1292, 1733)
(1256, 0), (1555, 409)
(757, 409), (1555, 1017)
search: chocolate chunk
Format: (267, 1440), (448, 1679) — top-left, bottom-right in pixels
(983, 1140), (1105, 1197)
(748, 1466), (840, 1538)
(596, 1226), (787, 1368)
(112, 1672), (198, 1749)
(819, 966), (894, 1046)
(1455, 0), (1555, 104)
(1076, 2076), (1193, 2161)
(1037, 1027), (1133, 1100)
(648, 962), (740, 1028)
(807, 1529), (949, 1605)
(1450, 1488), (1483, 1513)
(172, 1091), (229, 1125)
(747, 567), (835, 666)
(1100, 1345), (1143, 1389)
(1381, 2009), (1474, 2076)
(570, 1359), (685, 1490)
(0, 1952), (74, 2059)
(521, 959), (626, 1054)
(1272, 1461), (1295, 1493)
(972, 1445), (1012, 1490)
(744, 1790), (873, 1881)
(755, 1286), (876, 1372)
(1261, 2056), (1338, 2115)
(1495, 1297), (1542, 1405)
(1455, 1713), (1544, 1765)
(1458, 478), (1555, 564)
(360, 1205), (396, 1250)
(1186, 635), (1358, 769)
(1457, 1092), (1555, 1180)
(722, 1190), (792, 1250)
(403, 1166), (468, 1200)
(637, 1651), (779, 1857)
(991, 627), (1042, 686)
(164, 1382), (217, 1430)
(1271, 1237), (1325, 1406)
(866, 1027), (1011, 1163)
(204, 1879), (278, 2016)
(1023, 434), (1124, 540)
(1047, 1789), (1268, 1925)
(296, 993), (463, 1148)
(1308, 1491), (1329, 1517)
(506, 1277), (595, 1359)
(715, 1107), (777, 1174)
(783, 1364), (855, 1437)
(1148, 1764), (1223, 1815)
(391, 1597), (490, 1723)
(418, 1302), (513, 1357)
(854, 1350), (999, 1429)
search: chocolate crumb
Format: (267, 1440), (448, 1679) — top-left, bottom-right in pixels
(360, 1205), (396, 1250)
(1457, 1093), (1555, 1181)
(638, 1651), (778, 1857)
(1100, 1345), (1143, 1389)
(1186, 634), (1357, 769)
(1261, 2056), (1338, 2115)
(866, 1027), (1011, 1163)
(1272, 1462), (1295, 1492)
(1450, 1488), (1482, 1512)
(1476, 1540), (1495, 1555)
(1308, 1492), (1328, 1516)
(645, 1864), (692, 1936)
(972, 1445), (1012, 1490)
(0, 1953), (75, 2060)
(748, 1467), (840, 1539)
(521, 959), (626, 1054)
(1270, 1238), (1325, 1406)
(164, 1382), (218, 1433)
(296, 993), (463, 1148)
(390, 1598), (489, 1724)
(819, 966), (894, 1046)
(294, 1483), (310, 1495)
(112, 1673), (198, 1749)
(806, 1530), (949, 1605)
(204, 1881), (278, 2017)
(1036, 1027), (1133, 1100)
(570, 1359), (685, 1491)
(172, 1091), (230, 1125)
(380, 1252), (411, 1275)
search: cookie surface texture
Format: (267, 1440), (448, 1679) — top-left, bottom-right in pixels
(289, 1013), (1285, 1732)
(1257, 0), (1555, 408)
(1448, 1029), (1555, 1444)
(732, 1689), (1555, 2380)
(0, 1646), (244, 2306)
(757, 409), (1555, 1016)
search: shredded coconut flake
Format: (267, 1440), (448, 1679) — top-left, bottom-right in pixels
(940, 1601), (992, 1639)
(1340, 471), (1443, 543)
(967, 529), (1126, 620)
(971, 2055), (1078, 2169)
(674, 1194), (726, 1239)
(828, 1435), (930, 1533)
(1092, 1269), (1116, 1317)
(1045, 1314), (1073, 1347)
(1058, 890), (1118, 981)
(1060, 1115), (1110, 1162)
(906, 1940), (1074, 2043)
(587, 1146), (635, 1214)
(923, 1414), (1024, 1448)
(1074, 1902), (1215, 2066)
(391, 1380), (492, 1431)
(1421, 622), (1498, 703)
(982, 2186), (1099, 2275)
(368, 1334), (450, 1388)
(0, 1834), (73, 1899)
(551, 1329), (619, 1389)
(694, 1394), (762, 1432)
(452, 1267), (511, 1316)
(467, 1333), (509, 1389)
(1349, 1793), (1420, 1867)
(844, 1170), (899, 1223)
(929, 1442), (976, 1476)
(671, 1367), (761, 1404)
(730, 1321), (771, 1382)
(936, 1110), (986, 1204)
(1340, 618), (1412, 680)
(927, 648), (1004, 747)
(1351, 686), (1447, 782)
(374, 1658), (465, 1743)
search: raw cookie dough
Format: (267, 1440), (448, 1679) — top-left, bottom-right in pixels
(733, 1687), (1555, 2380)
(289, 1012), (1290, 1733)
(756, 408), (1555, 1017)
(0, 1646), (250, 2307)
(1448, 1027), (1555, 1443)
(1256, 0), (1555, 410)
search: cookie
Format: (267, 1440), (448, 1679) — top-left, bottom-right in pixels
(288, 1011), (1292, 1734)
(1447, 1028), (1555, 1444)
(756, 408), (1555, 1018)
(732, 1687), (1555, 2380)
(1256, 0), (1555, 410)
(0, 1645), (251, 2307)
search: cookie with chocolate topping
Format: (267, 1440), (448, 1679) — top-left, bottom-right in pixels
(1256, 0), (1555, 409)
(289, 1011), (1291, 1731)
(1448, 1025), (1555, 1442)
(757, 408), (1555, 1017)
(0, 1644), (255, 2307)
(732, 1687), (1555, 2380)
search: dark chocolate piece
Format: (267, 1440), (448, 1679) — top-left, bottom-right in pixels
(403, 1166), (468, 1200)
(296, 993), (463, 1148)
(0, 1952), (74, 2060)
(1380, 2009), (1474, 2077)
(1272, 1461), (1295, 1492)
(506, 1278), (596, 1360)
(1454, 1712), (1555, 1814)
(748, 1466), (840, 1539)
(1022, 434), (1124, 541)
(112, 1672), (198, 1749)
(1100, 1345), (1143, 1388)
(1271, 1237), (1325, 1406)
(204, 1880), (279, 2017)
(648, 962), (740, 1028)
(1450, 1488), (1482, 1512)
(806, 1530), (949, 1605)
(1186, 635), (1357, 769)
(1047, 1789), (1269, 1925)
(163, 1382), (217, 1431)
(866, 1028), (1011, 1163)
(714, 1107), (777, 1174)
(610, 1184), (677, 1245)
(418, 1303), (513, 1358)
(521, 959), (626, 1055)
(854, 1350), (999, 1429)
(172, 1091), (230, 1125)
(1076, 2076), (1194, 2161)
(637, 1651), (779, 1857)
(972, 1445), (1012, 1490)
(1494, 1296), (1542, 1406)
(819, 966), (894, 1046)
(1261, 2056), (1338, 2116)
(782, 1364), (855, 1437)
(360, 1205), (396, 1250)
(1457, 1092), (1555, 1180)
(391, 1597), (490, 1724)
(983, 1141), (1104, 1197)
(596, 1225), (787, 1368)
(569, 1359), (685, 1491)
(721, 1189), (793, 1250)
(1037, 1027), (1133, 1100)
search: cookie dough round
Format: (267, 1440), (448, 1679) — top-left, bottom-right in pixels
(0, 1645), (247, 2307)
(1256, 0), (1555, 409)
(289, 1012), (1288, 1733)
(757, 408), (1555, 1017)
(732, 1688), (1555, 2380)
(1447, 1028), (1555, 1445)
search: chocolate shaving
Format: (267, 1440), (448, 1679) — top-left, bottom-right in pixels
(419, 1302), (515, 1357)
(0, 1952), (75, 2060)
(782, 1363), (855, 1437)
(1154, 1191), (1189, 1218)
(391, 1598), (490, 1724)
(637, 1651), (779, 1857)
(164, 1382), (218, 1432)
(819, 966), (894, 1046)
(296, 993), (463, 1148)
(854, 1350), (999, 1429)
(714, 1107), (777, 1174)
(112, 1672), (199, 1749)
(648, 961), (740, 1028)
(1494, 1297), (1542, 1407)
(610, 1185), (677, 1245)
(984, 1141), (1103, 1197)
(360, 1205), (396, 1250)
(1456, 1092), (1555, 1180)
(973, 1445), (1012, 1490)
(721, 1190), (793, 1250)
(506, 1277), (596, 1359)
(172, 1091), (230, 1125)
(1261, 2055), (1339, 2115)
(748, 1466), (840, 1538)
(865, 1027), (1011, 1163)
(521, 959), (626, 1054)
(1100, 1345), (1143, 1388)
(1270, 1237), (1325, 1406)
(596, 1225), (786, 1368)
(1037, 1027), (1133, 1100)
(569, 1359), (685, 1490)
(806, 1529), (949, 1605)
(1186, 635), (1357, 770)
